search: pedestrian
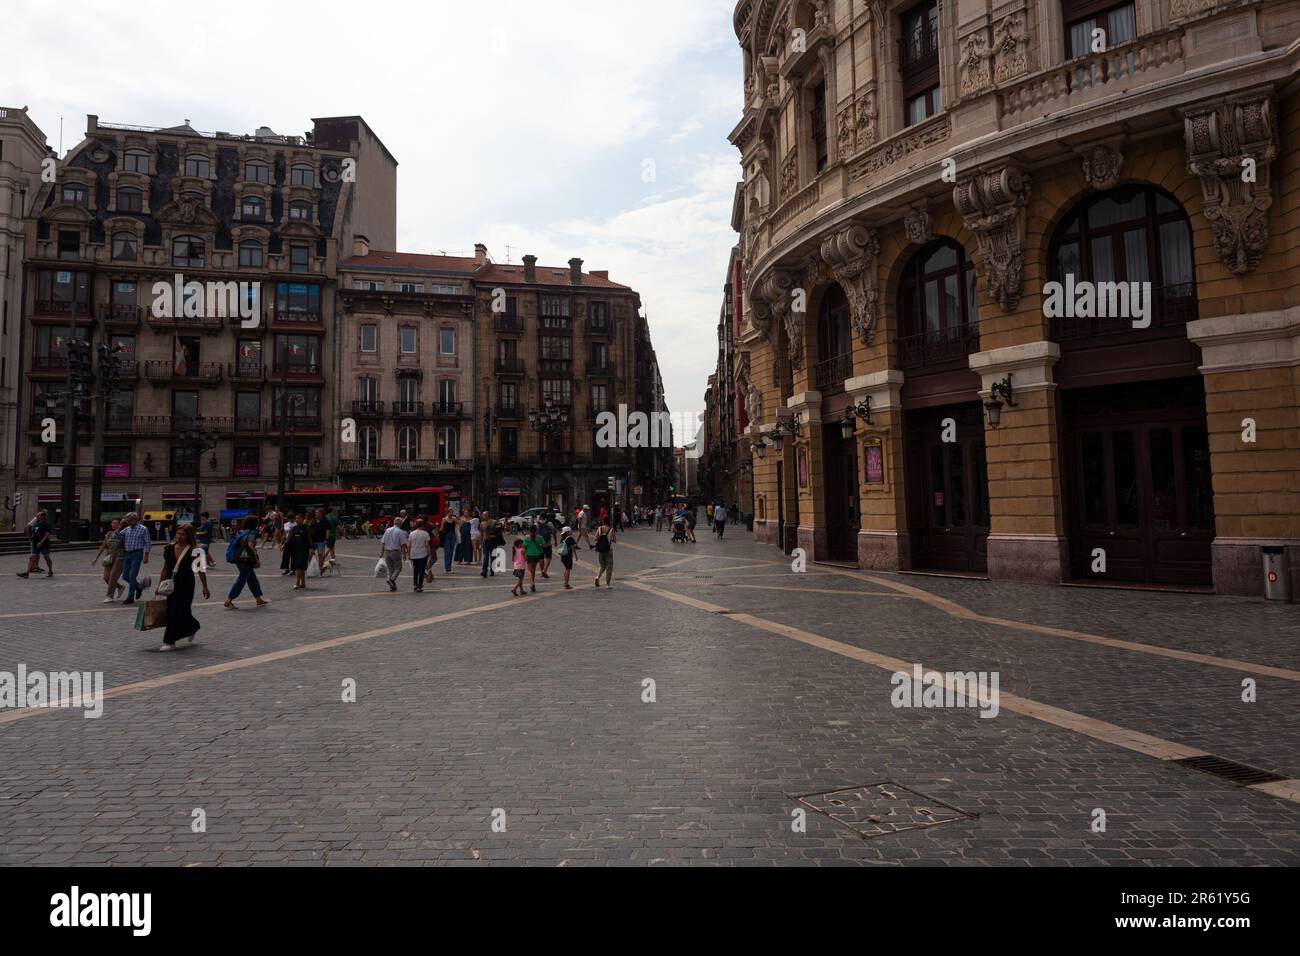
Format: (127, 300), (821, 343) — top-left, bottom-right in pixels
(439, 510), (457, 574)
(457, 512), (473, 565)
(480, 512), (499, 577)
(685, 505), (697, 543)
(16, 509), (53, 579)
(408, 518), (432, 593)
(91, 518), (125, 603)
(576, 505), (592, 549)
(285, 517), (311, 590)
(510, 537), (527, 596)
(114, 512), (151, 603)
(280, 512), (297, 574)
(380, 517), (408, 592)
(715, 503), (727, 539)
(470, 511), (482, 565)
(706, 503), (714, 526)
(225, 515), (269, 609)
(157, 524), (210, 652)
(593, 515), (616, 588)
(537, 514), (554, 579)
(524, 526), (544, 593)
(308, 507), (330, 569)
(558, 524), (578, 590)
(325, 507), (339, 561)
(654, 505), (664, 532)
(197, 511), (214, 559)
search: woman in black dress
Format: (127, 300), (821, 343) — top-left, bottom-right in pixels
(159, 524), (210, 652)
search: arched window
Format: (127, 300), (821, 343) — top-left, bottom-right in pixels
(437, 426), (458, 461)
(172, 235), (204, 268)
(361, 426), (380, 461)
(239, 240), (264, 268)
(245, 160), (269, 183)
(398, 426), (419, 461)
(897, 238), (979, 369)
(291, 164), (315, 187)
(814, 284), (852, 393)
(116, 187), (143, 213)
(241, 195), (264, 220)
(184, 154), (210, 178)
(1048, 185), (1195, 340)
(123, 149), (149, 174)
(112, 232), (137, 261)
(288, 200), (312, 222)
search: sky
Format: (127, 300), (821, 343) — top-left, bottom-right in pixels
(4, 0), (744, 437)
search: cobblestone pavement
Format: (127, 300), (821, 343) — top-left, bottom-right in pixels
(0, 519), (1297, 866)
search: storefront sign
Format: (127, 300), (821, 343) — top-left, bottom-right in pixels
(798, 448), (809, 488)
(105, 464), (130, 479)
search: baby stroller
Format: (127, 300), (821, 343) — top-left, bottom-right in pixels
(671, 514), (687, 543)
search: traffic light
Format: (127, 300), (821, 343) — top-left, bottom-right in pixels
(12, 492), (22, 507)
(67, 340), (94, 383)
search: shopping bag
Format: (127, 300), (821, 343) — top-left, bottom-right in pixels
(373, 559), (386, 578)
(424, 567), (434, 583)
(156, 578), (174, 597)
(134, 599), (168, 631)
(306, 556), (321, 578)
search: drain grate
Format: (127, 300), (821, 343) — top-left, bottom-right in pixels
(1174, 754), (1285, 786)
(790, 781), (976, 840)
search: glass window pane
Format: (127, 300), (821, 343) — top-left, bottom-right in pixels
(924, 243), (957, 273)
(930, 445), (946, 527)
(949, 443), (966, 527)
(923, 280), (941, 337)
(1113, 431), (1139, 528)
(1090, 235), (1115, 282)
(1183, 426), (1215, 531)
(1108, 4), (1137, 44)
(1149, 428), (1177, 531)
(1159, 220), (1194, 289)
(1123, 227), (1150, 283)
(943, 274), (959, 337)
(1081, 432), (1107, 528)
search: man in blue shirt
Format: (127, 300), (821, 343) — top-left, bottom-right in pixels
(197, 512), (214, 558)
(114, 512), (152, 605)
(16, 510), (52, 578)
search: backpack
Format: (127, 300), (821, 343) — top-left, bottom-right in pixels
(595, 530), (611, 553)
(558, 537), (571, 557)
(225, 531), (247, 564)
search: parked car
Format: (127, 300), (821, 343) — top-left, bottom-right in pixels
(507, 507), (564, 532)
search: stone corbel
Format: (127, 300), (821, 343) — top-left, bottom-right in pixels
(820, 224), (881, 344)
(952, 164), (1032, 311)
(1077, 141), (1125, 191)
(752, 266), (800, 362)
(1183, 93), (1278, 276)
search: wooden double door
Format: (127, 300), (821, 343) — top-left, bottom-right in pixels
(905, 403), (990, 573)
(1061, 378), (1214, 586)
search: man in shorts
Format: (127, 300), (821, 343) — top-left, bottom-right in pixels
(17, 510), (53, 578)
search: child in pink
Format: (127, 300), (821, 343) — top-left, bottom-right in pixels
(511, 539), (527, 596)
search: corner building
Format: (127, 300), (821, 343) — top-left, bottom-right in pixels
(728, 0), (1300, 598)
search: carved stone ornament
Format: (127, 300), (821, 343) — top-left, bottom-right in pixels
(903, 207), (933, 245)
(959, 30), (993, 98)
(855, 92), (878, 151)
(753, 267), (802, 367)
(820, 224), (881, 344)
(952, 164), (1032, 311)
(1183, 94), (1278, 276)
(993, 14), (1029, 83)
(837, 105), (854, 159)
(1080, 144), (1124, 191)
(780, 148), (799, 200)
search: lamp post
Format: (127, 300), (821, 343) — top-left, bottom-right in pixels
(182, 417), (219, 527)
(840, 396), (872, 439)
(984, 374), (1016, 429)
(527, 399), (569, 512)
(482, 379), (497, 512)
(89, 342), (123, 537)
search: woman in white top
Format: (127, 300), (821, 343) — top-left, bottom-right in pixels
(469, 513), (482, 564)
(407, 519), (433, 593)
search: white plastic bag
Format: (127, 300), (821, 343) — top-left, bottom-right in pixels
(155, 578), (174, 597)
(306, 555), (321, 578)
(373, 559), (386, 578)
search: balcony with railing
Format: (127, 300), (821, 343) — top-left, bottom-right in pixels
(146, 312), (224, 333)
(272, 361), (323, 380)
(351, 400), (385, 418)
(585, 317), (613, 336)
(496, 403), (521, 420)
(585, 360), (615, 377)
(494, 314), (523, 332)
(495, 356), (525, 374)
(587, 405), (615, 422)
(229, 360), (265, 383)
(269, 414), (323, 433)
(340, 457), (474, 473)
(434, 401), (465, 418)
(539, 357), (573, 375)
(270, 306), (323, 327)
(813, 353), (852, 396)
(144, 360), (224, 386)
(1050, 283), (1198, 342)
(34, 299), (91, 319)
(30, 353), (71, 376)
(898, 323), (980, 371)
(100, 304), (143, 328)
(391, 400), (428, 419)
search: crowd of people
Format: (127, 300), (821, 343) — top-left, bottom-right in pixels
(14, 499), (727, 653)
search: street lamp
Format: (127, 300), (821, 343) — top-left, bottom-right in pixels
(528, 399), (570, 511)
(181, 417), (218, 526)
(984, 374), (1016, 429)
(840, 396), (872, 439)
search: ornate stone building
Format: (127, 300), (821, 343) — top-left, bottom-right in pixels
(729, 0), (1300, 597)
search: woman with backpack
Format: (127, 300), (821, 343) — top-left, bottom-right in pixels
(558, 525), (578, 590)
(224, 515), (269, 609)
(593, 515), (616, 588)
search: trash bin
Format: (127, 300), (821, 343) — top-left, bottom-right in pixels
(1262, 546), (1289, 601)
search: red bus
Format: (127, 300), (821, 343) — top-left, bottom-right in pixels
(269, 487), (446, 534)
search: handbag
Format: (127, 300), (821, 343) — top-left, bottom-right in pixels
(101, 551), (115, 567)
(424, 567), (434, 583)
(133, 599), (169, 631)
(156, 578), (175, 597)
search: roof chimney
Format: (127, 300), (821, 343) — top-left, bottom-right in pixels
(353, 234), (370, 258)
(569, 258), (583, 285)
(474, 242), (488, 266)
(522, 254), (537, 284)
(591, 270), (609, 280)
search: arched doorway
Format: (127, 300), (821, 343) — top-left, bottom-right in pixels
(1048, 185), (1213, 586)
(816, 284), (859, 560)
(898, 238), (989, 573)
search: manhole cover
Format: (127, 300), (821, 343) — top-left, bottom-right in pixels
(791, 781), (976, 840)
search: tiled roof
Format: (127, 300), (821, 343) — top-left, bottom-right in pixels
(341, 251), (479, 273)
(476, 262), (631, 290)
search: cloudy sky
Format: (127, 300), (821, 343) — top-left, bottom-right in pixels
(5, 0), (743, 431)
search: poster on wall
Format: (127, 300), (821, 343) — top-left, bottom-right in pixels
(864, 437), (885, 485)
(797, 448), (808, 488)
